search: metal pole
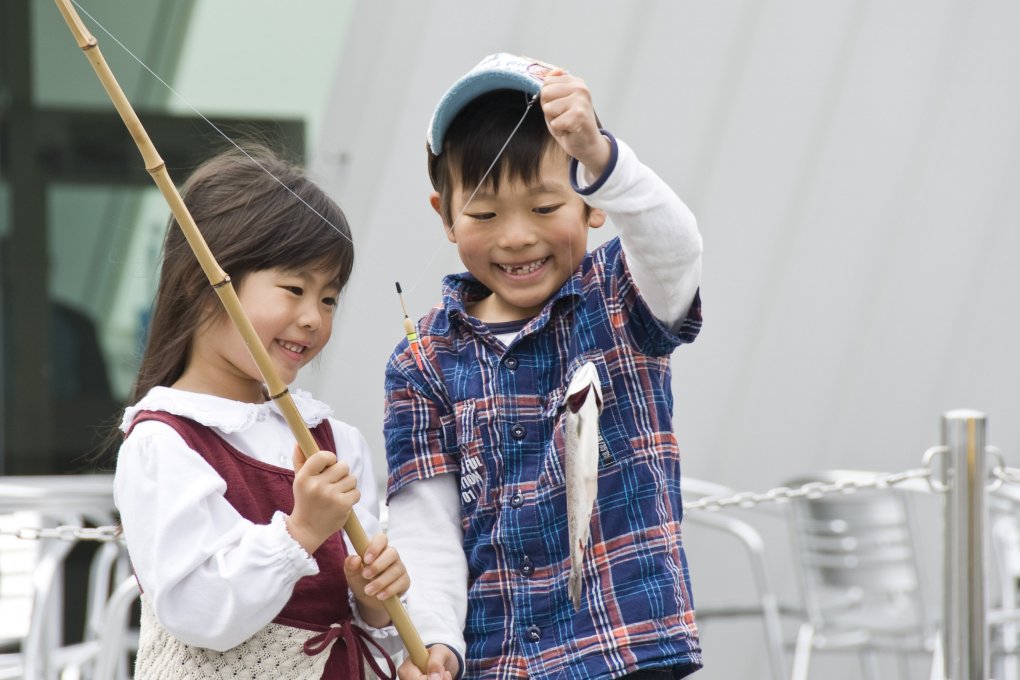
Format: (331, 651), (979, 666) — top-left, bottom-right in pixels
(942, 409), (988, 680)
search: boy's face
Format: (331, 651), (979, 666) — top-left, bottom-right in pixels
(433, 147), (606, 323)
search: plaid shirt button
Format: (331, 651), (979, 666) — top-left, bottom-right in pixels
(525, 625), (541, 642)
(503, 355), (518, 369)
(510, 424), (526, 440)
(519, 556), (534, 576)
(509, 492), (524, 508)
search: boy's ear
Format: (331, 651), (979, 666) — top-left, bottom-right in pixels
(430, 192), (456, 243)
(588, 207), (607, 229)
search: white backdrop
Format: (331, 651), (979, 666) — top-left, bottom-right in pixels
(300, 2), (1020, 676)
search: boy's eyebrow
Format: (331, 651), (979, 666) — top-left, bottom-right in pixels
(467, 181), (567, 201)
(527, 182), (568, 195)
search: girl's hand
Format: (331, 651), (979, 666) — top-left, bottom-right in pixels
(540, 69), (612, 177)
(397, 644), (460, 680)
(346, 533), (410, 628)
(286, 445), (360, 554)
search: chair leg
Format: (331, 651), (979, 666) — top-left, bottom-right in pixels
(894, 651), (910, 680)
(23, 540), (74, 680)
(92, 577), (142, 680)
(791, 623), (814, 680)
(1002, 624), (1020, 680)
(929, 633), (945, 680)
(858, 649), (881, 680)
(1006, 654), (1020, 680)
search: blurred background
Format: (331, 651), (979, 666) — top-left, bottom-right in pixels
(2, 1), (1019, 678)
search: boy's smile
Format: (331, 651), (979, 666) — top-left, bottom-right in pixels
(435, 148), (605, 324)
(496, 256), (549, 277)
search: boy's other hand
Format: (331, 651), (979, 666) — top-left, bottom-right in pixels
(398, 643), (459, 680)
(540, 69), (612, 178)
(345, 532), (410, 627)
(286, 445), (360, 554)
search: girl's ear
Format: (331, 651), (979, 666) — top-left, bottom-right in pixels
(430, 192), (456, 243)
(588, 207), (607, 229)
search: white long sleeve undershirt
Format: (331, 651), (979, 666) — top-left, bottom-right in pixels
(386, 474), (468, 660)
(586, 137), (702, 329)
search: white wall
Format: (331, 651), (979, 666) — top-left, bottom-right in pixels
(303, 2), (1020, 676)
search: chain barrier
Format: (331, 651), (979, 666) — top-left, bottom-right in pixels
(1, 469), (945, 533)
(993, 464), (1020, 487)
(0, 525), (123, 543)
(684, 444), (1020, 513)
(1, 451), (1015, 532)
(683, 466), (935, 513)
(981, 446), (1018, 494)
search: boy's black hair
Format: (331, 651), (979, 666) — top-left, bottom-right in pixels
(427, 89), (562, 225)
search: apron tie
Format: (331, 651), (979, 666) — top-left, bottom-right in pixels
(304, 618), (398, 680)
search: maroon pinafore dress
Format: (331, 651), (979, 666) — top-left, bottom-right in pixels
(128, 411), (395, 679)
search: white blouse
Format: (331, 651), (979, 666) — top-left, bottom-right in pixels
(115, 386), (402, 655)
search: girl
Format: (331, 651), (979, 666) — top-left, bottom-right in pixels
(115, 145), (405, 679)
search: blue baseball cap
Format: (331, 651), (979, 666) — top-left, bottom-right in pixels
(427, 53), (558, 156)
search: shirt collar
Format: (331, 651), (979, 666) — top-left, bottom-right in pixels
(441, 270), (489, 328)
(437, 263), (586, 335)
(120, 386), (333, 433)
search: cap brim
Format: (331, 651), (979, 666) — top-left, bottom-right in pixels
(428, 55), (550, 155)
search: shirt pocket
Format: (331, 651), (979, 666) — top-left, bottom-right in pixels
(453, 398), (502, 521)
(539, 351), (635, 490)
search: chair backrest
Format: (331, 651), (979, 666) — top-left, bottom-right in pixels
(0, 476), (118, 678)
(784, 470), (930, 635)
(681, 476), (789, 680)
(0, 511), (42, 645)
(990, 493), (1020, 610)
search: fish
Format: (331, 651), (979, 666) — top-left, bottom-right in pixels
(564, 361), (603, 612)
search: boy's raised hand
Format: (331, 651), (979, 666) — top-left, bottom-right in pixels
(345, 532), (410, 628)
(286, 446), (361, 555)
(540, 69), (612, 179)
(398, 643), (460, 680)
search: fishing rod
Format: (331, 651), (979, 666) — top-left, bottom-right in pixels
(52, 0), (428, 670)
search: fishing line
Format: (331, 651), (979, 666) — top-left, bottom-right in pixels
(69, 0), (356, 249)
(450, 92), (539, 235)
(72, 0), (574, 375)
(399, 91), (539, 296)
(71, 0), (537, 325)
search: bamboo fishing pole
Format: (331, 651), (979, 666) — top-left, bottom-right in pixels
(53, 0), (428, 670)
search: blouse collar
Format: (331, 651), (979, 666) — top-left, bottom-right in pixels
(120, 386), (332, 433)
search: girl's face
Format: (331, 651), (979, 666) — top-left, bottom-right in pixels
(182, 265), (340, 403)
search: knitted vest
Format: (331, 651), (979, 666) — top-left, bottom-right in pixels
(127, 411), (384, 679)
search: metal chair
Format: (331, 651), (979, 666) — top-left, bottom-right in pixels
(682, 477), (788, 680)
(91, 575), (141, 680)
(783, 470), (938, 680)
(988, 485), (1020, 680)
(0, 475), (122, 680)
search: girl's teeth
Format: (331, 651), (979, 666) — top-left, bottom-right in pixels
(281, 341), (304, 353)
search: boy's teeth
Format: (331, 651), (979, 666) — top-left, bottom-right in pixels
(280, 341), (304, 353)
(500, 258), (547, 275)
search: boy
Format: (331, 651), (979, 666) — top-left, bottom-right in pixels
(385, 53), (703, 679)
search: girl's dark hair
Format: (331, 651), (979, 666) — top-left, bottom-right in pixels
(128, 143), (354, 405)
(428, 89), (560, 225)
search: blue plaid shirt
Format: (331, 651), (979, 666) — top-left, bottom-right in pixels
(385, 237), (702, 679)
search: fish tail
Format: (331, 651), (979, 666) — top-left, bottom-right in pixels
(569, 569), (582, 612)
